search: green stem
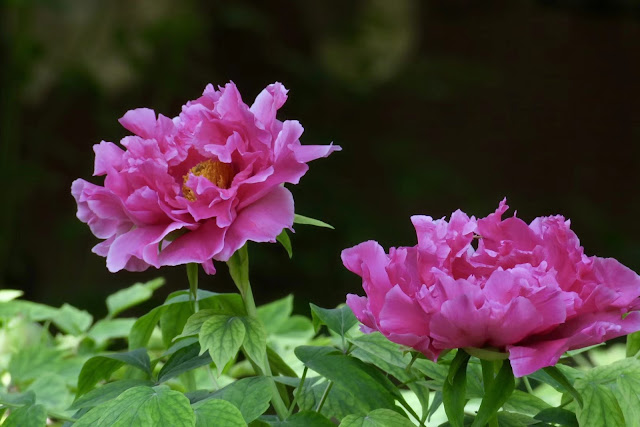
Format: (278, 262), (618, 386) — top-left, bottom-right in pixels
(187, 263), (199, 312)
(288, 366), (308, 417)
(227, 245), (288, 420)
(523, 376), (534, 394)
(316, 381), (333, 413)
(481, 359), (499, 427)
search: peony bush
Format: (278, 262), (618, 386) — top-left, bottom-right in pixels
(1, 82), (640, 427)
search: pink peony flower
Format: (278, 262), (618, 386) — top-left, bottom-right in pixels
(343, 200), (640, 376)
(72, 82), (340, 274)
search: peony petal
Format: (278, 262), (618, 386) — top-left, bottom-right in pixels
(119, 108), (158, 138)
(215, 185), (294, 261)
(154, 220), (226, 268)
(107, 223), (182, 272)
(592, 257), (640, 308)
(250, 82), (288, 128)
(508, 311), (640, 377)
(93, 141), (125, 176)
(430, 294), (489, 349)
(346, 293), (376, 330)
(379, 285), (430, 337)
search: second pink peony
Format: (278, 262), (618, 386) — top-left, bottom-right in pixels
(343, 200), (640, 376)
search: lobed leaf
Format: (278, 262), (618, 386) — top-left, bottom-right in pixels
(74, 385), (195, 426)
(194, 399), (246, 427)
(199, 315), (245, 376)
(339, 408), (415, 427)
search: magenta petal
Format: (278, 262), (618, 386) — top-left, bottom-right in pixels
(215, 186), (294, 261)
(508, 339), (569, 377)
(508, 311), (640, 376)
(487, 297), (542, 347)
(93, 141), (124, 176)
(118, 108), (158, 138)
(346, 293), (376, 330)
(155, 220), (226, 268)
(107, 223), (182, 272)
(379, 285), (430, 336)
(430, 294), (489, 349)
(592, 257), (640, 308)
(293, 142), (342, 163)
(250, 82), (288, 127)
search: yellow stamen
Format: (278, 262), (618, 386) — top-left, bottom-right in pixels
(182, 159), (234, 201)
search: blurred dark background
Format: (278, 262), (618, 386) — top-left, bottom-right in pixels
(2, 0), (640, 317)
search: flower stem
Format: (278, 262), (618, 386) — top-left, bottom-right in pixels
(288, 366), (308, 417)
(481, 359), (499, 427)
(316, 381), (333, 413)
(187, 263), (199, 312)
(227, 245), (288, 420)
(523, 376), (534, 394)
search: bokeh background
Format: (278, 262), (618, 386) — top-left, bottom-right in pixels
(2, 0), (639, 317)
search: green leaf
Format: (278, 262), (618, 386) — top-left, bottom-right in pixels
(0, 289), (23, 302)
(191, 377), (271, 423)
(428, 391), (443, 422)
(74, 385), (195, 426)
(76, 348), (151, 397)
(199, 315), (246, 375)
(613, 374), (640, 427)
(129, 306), (166, 349)
(276, 229), (293, 258)
(2, 403), (47, 427)
(297, 378), (368, 420)
(161, 300), (194, 347)
(267, 345), (298, 378)
(257, 295), (293, 335)
(495, 411), (539, 427)
(88, 318), (136, 346)
(407, 380), (431, 424)
(0, 300), (58, 321)
(198, 293), (247, 316)
(52, 303), (93, 335)
(179, 309), (218, 338)
(471, 361), (516, 427)
(26, 373), (71, 411)
(442, 350), (470, 427)
(158, 342), (212, 383)
(339, 408), (415, 427)
(503, 390), (550, 416)
(543, 366), (583, 408)
(533, 407), (578, 427)
(71, 379), (154, 410)
(106, 277), (165, 318)
(0, 390), (36, 406)
(350, 332), (413, 370)
(576, 382), (625, 427)
(271, 315), (315, 344)
(194, 399), (246, 427)
(9, 347), (63, 384)
(528, 364), (583, 393)
(572, 357), (640, 427)
(293, 214), (334, 229)
(309, 304), (358, 336)
(627, 331), (640, 357)
(271, 411), (334, 426)
(294, 346), (397, 413)
(240, 316), (267, 372)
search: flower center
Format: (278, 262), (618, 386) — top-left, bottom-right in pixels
(182, 159), (234, 201)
